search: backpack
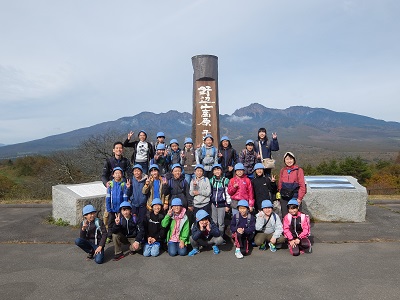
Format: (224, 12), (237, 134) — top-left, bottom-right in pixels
(287, 213), (310, 236)
(201, 146), (216, 159)
(210, 177), (229, 203)
(235, 213), (252, 229)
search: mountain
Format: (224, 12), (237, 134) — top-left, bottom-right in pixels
(0, 103), (399, 161)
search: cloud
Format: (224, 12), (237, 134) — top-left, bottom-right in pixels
(226, 115), (253, 122)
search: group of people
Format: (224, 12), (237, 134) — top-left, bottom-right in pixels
(75, 128), (311, 264)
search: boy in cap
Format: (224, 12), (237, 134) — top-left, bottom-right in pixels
(230, 200), (256, 259)
(188, 209), (224, 256)
(153, 131), (168, 153)
(255, 200), (285, 252)
(196, 134), (218, 179)
(252, 163), (277, 212)
(126, 164), (148, 223)
(189, 164), (212, 215)
(143, 198), (165, 257)
(167, 139), (181, 170)
(151, 143), (169, 177)
(239, 139), (259, 179)
(217, 136), (238, 179)
(75, 204), (107, 264)
(181, 137), (196, 185)
(143, 164), (168, 211)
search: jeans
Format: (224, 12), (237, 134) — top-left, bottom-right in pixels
(143, 242), (161, 257)
(75, 238), (104, 264)
(184, 173), (194, 185)
(167, 241), (187, 256)
(136, 161), (149, 175)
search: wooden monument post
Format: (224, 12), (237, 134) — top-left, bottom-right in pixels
(191, 55), (220, 147)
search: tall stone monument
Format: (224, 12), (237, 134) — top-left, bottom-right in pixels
(191, 55), (220, 146)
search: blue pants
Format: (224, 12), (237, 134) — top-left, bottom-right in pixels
(184, 173), (194, 185)
(167, 241), (187, 256)
(75, 238), (104, 264)
(143, 242), (161, 257)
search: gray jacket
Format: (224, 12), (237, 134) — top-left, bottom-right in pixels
(189, 176), (211, 208)
(255, 211), (283, 239)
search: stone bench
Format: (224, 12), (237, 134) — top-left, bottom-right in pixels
(52, 181), (106, 226)
(302, 176), (367, 222)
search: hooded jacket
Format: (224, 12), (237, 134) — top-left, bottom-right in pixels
(227, 175), (254, 208)
(191, 218), (221, 241)
(123, 139), (154, 164)
(278, 165), (306, 201)
(127, 174), (148, 207)
(252, 175), (277, 211)
(106, 180), (129, 213)
(283, 211), (310, 240)
(218, 140), (238, 178)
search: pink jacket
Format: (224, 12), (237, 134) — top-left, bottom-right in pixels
(227, 175), (254, 208)
(283, 212), (310, 240)
(278, 165), (306, 201)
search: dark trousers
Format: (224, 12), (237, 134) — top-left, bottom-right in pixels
(75, 238), (104, 264)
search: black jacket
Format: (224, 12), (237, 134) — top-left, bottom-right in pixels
(123, 139), (154, 164)
(252, 175), (277, 211)
(101, 156), (132, 186)
(112, 215), (144, 241)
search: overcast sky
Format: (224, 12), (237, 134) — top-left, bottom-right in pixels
(1, 0), (399, 145)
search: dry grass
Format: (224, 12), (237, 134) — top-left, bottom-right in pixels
(0, 199), (52, 205)
(368, 195), (400, 200)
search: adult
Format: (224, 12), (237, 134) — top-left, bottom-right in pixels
(254, 127), (279, 175)
(101, 141), (132, 187)
(123, 130), (154, 175)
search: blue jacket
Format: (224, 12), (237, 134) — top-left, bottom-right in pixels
(191, 219), (221, 241)
(209, 176), (230, 207)
(106, 180), (129, 213)
(112, 215), (144, 241)
(127, 175), (148, 208)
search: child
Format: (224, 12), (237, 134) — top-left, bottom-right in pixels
(167, 139), (181, 170)
(254, 127), (279, 176)
(181, 137), (196, 185)
(189, 164), (212, 215)
(254, 200), (285, 252)
(252, 163), (277, 212)
(151, 144), (169, 177)
(126, 164), (148, 222)
(75, 204), (107, 264)
(209, 164), (230, 236)
(143, 198), (165, 257)
(143, 164), (167, 211)
(239, 139), (259, 179)
(105, 167), (129, 243)
(278, 152), (306, 217)
(283, 199), (311, 256)
(217, 136), (238, 179)
(123, 130), (154, 174)
(153, 131), (168, 153)
(230, 200), (256, 259)
(112, 201), (145, 261)
(161, 198), (190, 256)
(101, 141), (132, 187)
(188, 210), (224, 256)
(227, 163), (255, 216)
(196, 134), (218, 179)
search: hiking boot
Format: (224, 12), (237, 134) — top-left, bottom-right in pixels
(235, 249), (243, 259)
(212, 245), (220, 254)
(106, 237), (112, 244)
(259, 243), (266, 251)
(268, 242), (277, 253)
(113, 253), (124, 261)
(188, 248), (200, 256)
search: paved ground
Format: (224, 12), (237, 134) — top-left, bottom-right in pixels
(1, 201), (399, 300)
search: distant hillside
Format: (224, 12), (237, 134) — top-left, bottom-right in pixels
(0, 104), (399, 162)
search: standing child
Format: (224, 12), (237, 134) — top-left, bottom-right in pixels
(239, 139), (260, 179)
(126, 164), (148, 223)
(161, 198), (190, 256)
(209, 164), (230, 236)
(283, 199), (311, 256)
(278, 152), (306, 217)
(188, 210), (224, 256)
(230, 200), (256, 259)
(217, 136), (238, 179)
(254, 127), (279, 176)
(105, 167), (129, 243)
(189, 164), (212, 215)
(153, 131), (168, 153)
(252, 163), (277, 212)
(151, 144), (169, 177)
(143, 198), (165, 257)
(143, 164), (167, 211)
(112, 201), (145, 261)
(75, 205), (107, 264)
(196, 134), (218, 179)
(254, 200), (285, 252)
(167, 139), (181, 170)
(227, 163), (255, 216)
(181, 137), (196, 185)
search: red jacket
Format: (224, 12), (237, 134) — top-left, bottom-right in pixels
(227, 175), (254, 208)
(278, 165), (306, 201)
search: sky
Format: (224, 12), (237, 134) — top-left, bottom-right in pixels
(1, 0), (399, 145)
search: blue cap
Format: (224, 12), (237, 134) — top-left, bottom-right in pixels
(82, 204), (96, 216)
(246, 139), (254, 145)
(220, 136), (229, 142)
(138, 130), (147, 137)
(237, 200), (249, 208)
(234, 163), (245, 171)
(133, 164), (143, 172)
(212, 163), (222, 170)
(149, 164), (160, 171)
(261, 200), (273, 209)
(171, 163), (182, 171)
(287, 199), (299, 206)
(156, 132), (165, 138)
(196, 209), (209, 221)
(184, 137), (193, 144)
(169, 139), (179, 146)
(203, 134), (213, 141)
(112, 167), (123, 174)
(195, 164), (204, 171)
(156, 143), (166, 150)
(253, 163), (264, 171)
(151, 198), (163, 206)
(171, 198), (183, 206)
(119, 201), (132, 209)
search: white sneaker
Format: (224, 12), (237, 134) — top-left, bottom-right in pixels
(235, 249), (244, 259)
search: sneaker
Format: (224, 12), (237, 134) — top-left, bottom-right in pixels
(307, 245), (312, 253)
(86, 252), (94, 260)
(212, 245), (220, 254)
(188, 248), (200, 256)
(113, 253), (124, 261)
(268, 242), (277, 253)
(106, 237), (112, 244)
(259, 243), (266, 251)
(235, 249), (244, 259)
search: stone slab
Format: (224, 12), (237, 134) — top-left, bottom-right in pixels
(52, 181), (106, 226)
(302, 176), (367, 222)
